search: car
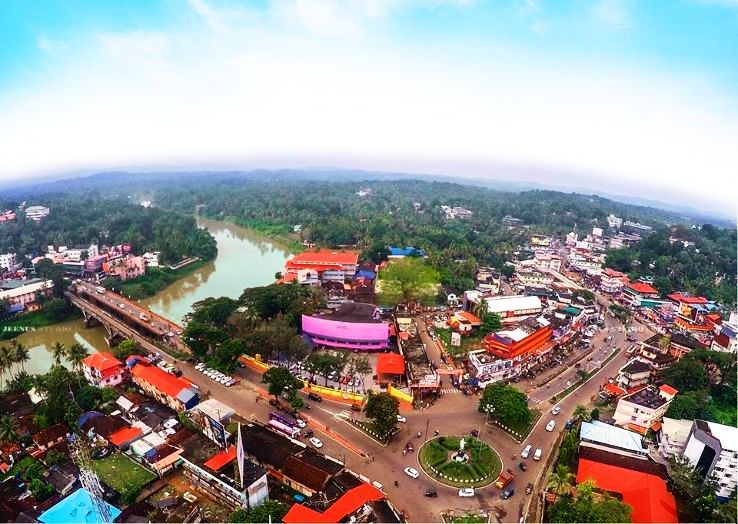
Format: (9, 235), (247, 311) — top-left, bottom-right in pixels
(521, 444), (532, 459)
(458, 488), (475, 497)
(296, 419), (306, 428)
(396, 415), (407, 423)
(518, 462), (527, 471)
(308, 392), (322, 402)
(225, 379), (236, 387)
(350, 404), (361, 412)
(470, 429), (479, 437)
(424, 488), (438, 498)
(551, 406), (561, 416)
(404, 467), (420, 479)
(526, 482), (534, 495)
(565, 418), (574, 430)
(546, 420), (556, 432)
(118, 303), (126, 309)
(309, 437), (323, 448)
(195, 363), (205, 370)
(501, 489), (515, 499)
(167, 331), (174, 337)
(534, 448), (542, 461)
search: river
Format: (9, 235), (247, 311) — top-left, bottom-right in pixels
(8, 217), (292, 375)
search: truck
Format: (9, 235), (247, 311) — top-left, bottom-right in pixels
(495, 469), (515, 489)
(139, 312), (150, 322)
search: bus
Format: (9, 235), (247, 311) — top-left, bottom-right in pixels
(269, 411), (298, 428)
(268, 419), (300, 439)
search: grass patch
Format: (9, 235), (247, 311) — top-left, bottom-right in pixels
(443, 512), (489, 523)
(490, 408), (542, 442)
(419, 436), (501, 488)
(349, 419), (396, 444)
(436, 328), (485, 357)
(102, 259), (209, 299)
(90, 453), (156, 496)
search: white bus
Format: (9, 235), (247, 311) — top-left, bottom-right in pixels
(95, 286), (106, 294)
(268, 419), (300, 439)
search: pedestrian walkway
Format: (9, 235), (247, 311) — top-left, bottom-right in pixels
(439, 388), (462, 395)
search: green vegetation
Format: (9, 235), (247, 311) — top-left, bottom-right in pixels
(0, 195), (217, 264)
(363, 392), (399, 440)
(546, 480), (632, 523)
(229, 500), (289, 523)
(102, 259), (208, 299)
(605, 224), (736, 308)
(90, 453), (156, 502)
(436, 328), (485, 357)
(377, 257), (440, 305)
(0, 300), (80, 341)
(479, 382), (532, 429)
(419, 436), (501, 487)
(669, 455), (735, 523)
(663, 349), (736, 425)
(263, 366), (304, 402)
(444, 512), (488, 523)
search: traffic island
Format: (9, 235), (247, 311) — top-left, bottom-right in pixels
(418, 436), (502, 488)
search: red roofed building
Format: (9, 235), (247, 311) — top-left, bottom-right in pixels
(667, 293), (712, 331)
(576, 458), (677, 523)
(204, 446), (236, 472)
(108, 426), (143, 448)
(283, 483), (385, 523)
(128, 358), (200, 411)
(280, 250), (359, 285)
(375, 353), (405, 385)
(600, 268), (628, 294)
(82, 352), (126, 387)
(623, 282), (660, 306)
(483, 317), (553, 359)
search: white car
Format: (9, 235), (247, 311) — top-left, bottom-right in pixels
(546, 420), (556, 432)
(309, 437), (323, 448)
(404, 467), (420, 479)
(458, 488), (475, 497)
(195, 363), (205, 370)
(296, 419), (307, 428)
(521, 444), (532, 459)
(396, 415), (407, 423)
(551, 406), (561, 416)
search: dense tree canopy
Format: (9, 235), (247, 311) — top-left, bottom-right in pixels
(547, 480), (632, 523)
(378, 258), (440, 304)
(478, 383), (532, 428)
(364, 392), (399, 439)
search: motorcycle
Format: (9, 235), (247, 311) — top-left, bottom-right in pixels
(394, 481), (399, 487)
(416, 431), (422, 438)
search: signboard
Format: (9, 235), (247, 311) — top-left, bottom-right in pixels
(451, 332), (461, 347)
(206, 414), (228, 448)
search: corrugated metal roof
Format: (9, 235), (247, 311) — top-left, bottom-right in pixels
(580, 420), (646, 453)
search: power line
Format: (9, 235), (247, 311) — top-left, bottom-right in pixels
(70, 436), (113, 524)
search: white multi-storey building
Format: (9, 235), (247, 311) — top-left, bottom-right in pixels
(683, 420), (738, 499)
(613, 384), (677, 435)
(0, 252), (16, 270)
(657, 417), (694, 459)
(24, 205), (50, 222)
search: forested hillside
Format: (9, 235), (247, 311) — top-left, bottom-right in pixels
(0, 195), (216, 264)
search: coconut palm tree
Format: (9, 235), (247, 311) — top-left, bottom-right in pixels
(472, 299), (489, 319)
(0, 345), (13, 390)
(51, 342), (66, 366)
(546, 464), (574, 495)
(66, 343), (89, 373)
(0, 415), (19, 443)
(572, 404), (590, 423)
(12, 341), (30, 374)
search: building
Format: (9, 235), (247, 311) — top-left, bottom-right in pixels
(475, 266), (502, 292)
(622, 282), (660, 306)
(302, 302), (389, 351)
(127, 357), (200, 411)
(440, 205), (473, 219)
(613, 384), (678, 435)
(24, 205), (50, 222)
(466, 349), (518, 386)
(282, 250), (359, 284)
(188, 398), (236, 446)
(483, 316), (553, 360)
(0, 210), (16, 223)
(683, 420), (738, 499)
(657, 417), (694, 459)
(283, 482), (393, 523)
(600, 268), (627, 294)
(516, 270), (553, 287)
(533, 253), (562, 271)
(575, 448), (677, 523)
(82, 352), (126, 387)
(622, 220), (654, 235)
(39, 488), (121, 524)
(579, 420), (648, 458)
(464, 293), (543, 323)
(616, 359), (652, 390)
(375, 353), (406, 385)
(607, 214), (623, 230)
(0, 278), (53, 313)
(104, 254), (146, 281)
(387, 246), (426, 258)
(142, 251), (161, 267)
(711, 316), (738, 353)
(32, 423), (71, 452)
(0, 253), (16, 271)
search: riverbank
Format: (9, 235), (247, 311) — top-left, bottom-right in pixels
(213, 216), (304, 253)
(0, 305), (82, 341)
(102, 259), (210, 300)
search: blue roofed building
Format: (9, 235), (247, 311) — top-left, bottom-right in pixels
(39, 488), (121, 524)
(387, 246), (426, 258)
(580, 420), (648, 458)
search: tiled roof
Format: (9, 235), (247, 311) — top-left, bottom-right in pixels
(130, 361), (194, 399)
(82, 352), (122, 372)
(203, 446), (236, 471)
(283, 483), (385, 523)
(626, 282), (658, 295)
(289, 250), (359, 265)
(109, 426), (143, 447)
(282, 455), (333, 492)
(667, 293), (708, 304)
(376, 353), (405, 375)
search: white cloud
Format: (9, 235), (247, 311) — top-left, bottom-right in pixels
(0, 3), (736, 216)
(593, 0), (632, 30)
(529, 19), (551, 34)
(37, 36), (68, 56)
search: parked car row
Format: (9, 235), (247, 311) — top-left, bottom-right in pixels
(194, 362), (237, 386)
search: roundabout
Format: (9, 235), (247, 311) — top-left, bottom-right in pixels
(418, 435), (502, 488)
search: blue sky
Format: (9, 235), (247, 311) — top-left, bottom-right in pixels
(1, 0), (737, 216)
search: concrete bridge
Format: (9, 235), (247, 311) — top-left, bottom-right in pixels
(65, 281), (188, 356)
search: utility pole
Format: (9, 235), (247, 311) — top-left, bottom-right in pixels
(425, 417), (430, 442)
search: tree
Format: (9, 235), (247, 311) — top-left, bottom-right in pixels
(478, 383), (531, 428)
(481, 312), (502, 333)
(0, 345), (13, 389)
(546, 464), (574, 495)
(229, 500), (289, 523)
(44, 298), (73, 322)
(44, 449), (67, 466)
(0, 415), (19, 443)
(590, 408), (600, 421)
(51, 342), (66, 366)
(364, 392), (399, 439)
(665, 392), (700, 419)
(28, 478), (55, 501)
(76, 385), (103, 411)
(669, 455), (721, 522)
(500, 264), (515, 279)
(653, 276), (673, 296)
(12, 341), (30, 373)
(547, 480), (631, 523)
(112, 339), (140, 361)
(262, 366), (302, 402)
(353, 356), (372, 393)
(378, 258), (440, 305)
(66, 343), (89, 373)
(572, 404), (590, 423)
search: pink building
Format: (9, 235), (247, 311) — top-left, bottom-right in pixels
(302, 302), (389, 350)
(104, 254), (146, 281)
